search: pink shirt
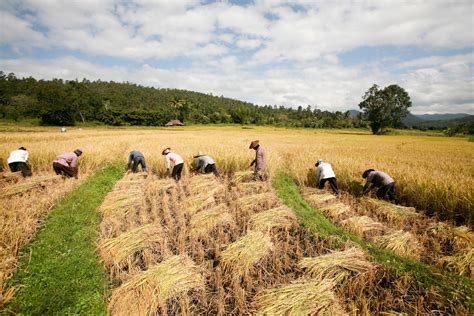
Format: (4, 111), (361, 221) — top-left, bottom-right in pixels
(53, 152), (78, 168)
(165, 152), (184, 168)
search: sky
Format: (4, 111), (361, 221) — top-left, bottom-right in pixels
(0, 0), (473, 114)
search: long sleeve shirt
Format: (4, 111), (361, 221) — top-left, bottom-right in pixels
(7, 149), (28, 164)
(53, 152), (78, 168)
(196, 155), (215, 173)
(165, 152), (184, 169)
(252, 145), (266, 172)
(128, 151), (144, 168)
(363, 170), (394, 191)
(316, 162), (336, 182)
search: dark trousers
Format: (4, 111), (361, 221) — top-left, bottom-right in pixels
(132, 157), (147, 173)
(172, 163), (184, 181)
(8, 162), (32, 177)
(53, 162), (75, 178)
(376, 182), (397, 202)
(319, 177), (339, 194)
(204, 164), (219, 177)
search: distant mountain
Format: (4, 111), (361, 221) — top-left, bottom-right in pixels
(402, 113), (425, 126)
(348, 109), (361, 118)
(415, 113), (471, 121)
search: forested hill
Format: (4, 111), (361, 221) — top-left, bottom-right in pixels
(0, 71), (360, 128)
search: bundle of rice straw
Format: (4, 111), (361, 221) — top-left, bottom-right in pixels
(1, 175), (60, 197)
(438, 248), (474, 278)
(98, 224), (164, 271)
(180, 192), (216, 215)
(362, 198), (420, 224)
(109, 255), (204, 315)
(147, 179), (176, 194)
(248, 206), (297, 232)
(252, 280), (346, 315)
(320, 203), (353, 221)
(303, 192), (337, 207)
(234, 192), (277, 212)
(189, 204), (235, 237)
(99, 189), (142, 217)
(427, 223), (474, 252)
(340, 216), (385, 237)
(236, 181), (269, 194)
(299, 247), (374, 284)
(232, 171), (255, 183)
(0, 172), (22, 185)
(375, 230), (423, 259)
(220, 231), (273, 280)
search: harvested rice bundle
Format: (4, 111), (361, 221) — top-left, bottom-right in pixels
(362, 198), (420, 225)
(299, 247), (375, 284)
(232, 171), (255, 183)
(320, 203), (353, 221)
(100, 189), (142, 217)
(253, 280), (346, 315)
(189, 204), (235, 238)
(340, 216), (385, 238)
(234, 192), (278, 212)
(147, 179), (176, 194)
(235, 181), (270, 194)
(220, 231), (273, 280)
(98, 224), (165, 273)
(300, 186), (321, 196)
(303, 192), (337, 208)
(375, 230), (423, 259)
(438, 248), (474, 278)
(180, 191), (217, 215)
(0, 172), (22, 185)
(427, 223), (474, 252)
(1, 175), (60, 197)
(109, 255), (204, 315)
(248, 206), (297, 232)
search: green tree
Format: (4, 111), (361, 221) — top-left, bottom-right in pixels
(359, 84), (412, 134)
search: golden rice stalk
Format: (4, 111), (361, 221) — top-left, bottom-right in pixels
(0, 172), (22, 184)
(375, 230), (423, 259)
(100, 189), (142, 217)
(98, 224), (164, 269)
(108, 255), (204, 315)
(147, 178), (176, 194)
(234, 192), (277, 211)
(189, 204), (235, 238)
(248, 206), (297, 232)
(320, 203), (353, 221)
(303, 192), (337, 207)
(1, 175), (60, 196)
(220, 231), (273, 279)
(438, 248), (474, 278)
(253, 280), (346, 315)
(232, 170), (255, 183)
(236, 181), (269, 194)
(299, 247), (374, 284)
(427, 223), (474, 252)
(362, 198), (420, 223)
(180, 192), (216, 215)
(340, 216), (385, 237)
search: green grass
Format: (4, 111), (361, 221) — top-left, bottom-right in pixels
(5, 163), (124, 315)
(272, 171), (473, 312)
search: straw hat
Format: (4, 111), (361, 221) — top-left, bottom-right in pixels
(162, 147), (171, 155)
(194, 151), (205, 158)
(249, 140), (259, 149)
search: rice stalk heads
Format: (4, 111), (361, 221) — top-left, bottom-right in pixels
(248, 206), (297, 232)
(1, 175), (60, 197)
(252, 280), (346, 315)
(108, 255), (204, 315)
(320, 203), (354, 222)
(232, 171), (255, 184)
(438, 248), (474, 278)
(375, 230), (423, 259)
(299, 247), (375, 285)
(146, 179), (176, 195)
(189, 204), (235, 238)
(235, 181), (270, 195)
(302, 190), (338, 207)
(180, 192), (217, 215)
(234, 192), (278, 212)
(100, 189), (142, 218)
(427, 223), (474, 252)
(220, 231), (273, 281)
(362, 198), (421, 225)
(340, 216), (385, 238)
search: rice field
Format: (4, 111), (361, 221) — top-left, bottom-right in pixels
(1, 125), (473, 313)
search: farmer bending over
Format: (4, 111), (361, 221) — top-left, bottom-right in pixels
(315, 159), (339, 195)
(362, 169), (397, 203)
(127, 150), (147, 173)
(249, 140), (267, 181)
(7, 146), (32, 177)
(52, 149), (82, 179)
(162, 148), (184, 181)
(193, 152), (219, 177)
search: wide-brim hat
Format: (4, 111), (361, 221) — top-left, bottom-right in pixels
(194, 151), (205, 158)
(162, 147), (171, 155)
(249, 140), (259, 149)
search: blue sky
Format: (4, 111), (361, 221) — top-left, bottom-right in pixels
(0, 0), (473, 114)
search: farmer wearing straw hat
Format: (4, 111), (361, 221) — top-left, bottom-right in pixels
(52, 149), (82, 179)
(315, 159), (339, 195)
(249, 140), (267, 181)
(193, 152), (219, 177)
(7, 146), (32, 177)
(362, 169), (397, 203)
(162, 148), (184, 181)
(127, 150), (148, 173)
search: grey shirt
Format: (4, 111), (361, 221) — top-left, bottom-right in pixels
(128, 150), (144, 168)
(364, 170), (394, 191)
(195, 155), (215, 173)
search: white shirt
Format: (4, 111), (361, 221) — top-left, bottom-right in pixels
(165, 152), (184, 168)
(316, 162), (336, 181)
(8, 149), (29, 164)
